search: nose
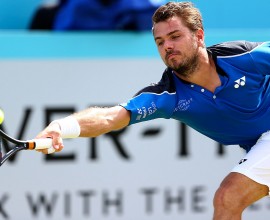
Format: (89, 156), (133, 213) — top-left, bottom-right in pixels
(164, 41), (174, 53)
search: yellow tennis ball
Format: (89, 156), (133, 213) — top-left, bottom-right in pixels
(0, 109), (4, 124)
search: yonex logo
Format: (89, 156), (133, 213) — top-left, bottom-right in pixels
(238, 159), (247, 164)
(234, 76), (246, 89)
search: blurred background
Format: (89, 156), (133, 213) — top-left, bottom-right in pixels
(0, 1), (270, 220)
(0, 0), (270, 30)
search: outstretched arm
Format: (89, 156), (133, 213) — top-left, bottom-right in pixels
(75, 106), (130, 137)
(36, 105), (130, 153)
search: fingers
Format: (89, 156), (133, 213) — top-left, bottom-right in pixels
(36, 141), (64, 154)
(36, 146), (58, 154)
(52, 138), (64, 153)
(35, 122), (64, 154)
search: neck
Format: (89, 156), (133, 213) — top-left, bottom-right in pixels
(174, 52), (220, 93)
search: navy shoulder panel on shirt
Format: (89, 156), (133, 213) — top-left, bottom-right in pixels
(133, 68), (176, 97)
(207, 41), (263, 57)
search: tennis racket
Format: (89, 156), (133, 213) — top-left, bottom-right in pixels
(0, 129), (55, 166)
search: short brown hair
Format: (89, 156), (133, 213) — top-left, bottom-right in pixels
(152, 1), (203, 32)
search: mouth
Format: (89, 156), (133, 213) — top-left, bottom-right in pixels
(166, 52), (180, 60)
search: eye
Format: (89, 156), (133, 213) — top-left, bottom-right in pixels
(171, 35), (180, 40)
(156, 40), (164, 47)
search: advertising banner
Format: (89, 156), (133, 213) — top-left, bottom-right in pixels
(1, 59), (269, 220)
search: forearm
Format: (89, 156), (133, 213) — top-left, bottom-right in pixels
(36, 105), (130, 154)
(38, 105), (130, 152)
(72, 106), (130, 137)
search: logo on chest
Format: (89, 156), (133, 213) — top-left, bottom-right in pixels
(174, 98), (193, 112)
(234, 76), (246, 89)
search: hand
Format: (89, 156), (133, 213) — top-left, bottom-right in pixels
(35, 122), (64, 154)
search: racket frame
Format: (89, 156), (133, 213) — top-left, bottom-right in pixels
(0, 129), (52, 166)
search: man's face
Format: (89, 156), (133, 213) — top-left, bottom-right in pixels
(153, 16), (202, 77)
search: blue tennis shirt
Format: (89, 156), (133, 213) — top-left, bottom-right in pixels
(121, 41), (270, 151)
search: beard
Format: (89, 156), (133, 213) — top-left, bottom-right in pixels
(165, 47), (200, 78)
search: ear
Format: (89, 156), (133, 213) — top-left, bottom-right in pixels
(196, 29), (205, 47)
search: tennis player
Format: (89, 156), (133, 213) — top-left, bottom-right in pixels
(37, 2), (270, 219)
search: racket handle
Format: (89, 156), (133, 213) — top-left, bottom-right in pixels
(29, 138), (56, 154)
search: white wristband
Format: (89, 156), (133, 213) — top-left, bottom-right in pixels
(51, 116), (81, 139)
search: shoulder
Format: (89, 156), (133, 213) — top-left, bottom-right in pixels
(133, 68), (176, 97)
(207, 41), (263, 57)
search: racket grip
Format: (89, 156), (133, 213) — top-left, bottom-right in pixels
(30, 138), (56, 154)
